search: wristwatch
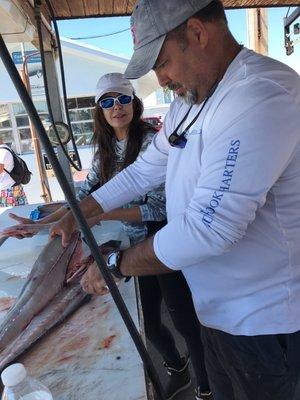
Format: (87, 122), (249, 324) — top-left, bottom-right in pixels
(106, 250), (125, 279)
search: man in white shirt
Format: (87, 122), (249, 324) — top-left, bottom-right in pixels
(49, 1), (300, 398)
(0, 138), (28, 207)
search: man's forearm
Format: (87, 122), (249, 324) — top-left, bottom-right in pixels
(120, 236), (174, 276)
(61, 195), (104, 230)
(101, 206), (142, 223)
(73, 195), (103, 222)
(79, 195), (104, 219)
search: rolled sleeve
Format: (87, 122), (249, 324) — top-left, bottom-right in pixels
(139, 203), (152, 222)
(139, 185), (166, 222)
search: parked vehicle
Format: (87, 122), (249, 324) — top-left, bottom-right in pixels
(143, 116), (163, 131)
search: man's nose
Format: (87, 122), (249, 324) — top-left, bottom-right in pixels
(155, 69), (169, 88)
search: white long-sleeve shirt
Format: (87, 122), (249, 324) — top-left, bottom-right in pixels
(93, 48), (300, 335)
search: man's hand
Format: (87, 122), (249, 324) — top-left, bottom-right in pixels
(49, 195), (104, 246)
(49, 212), (77, 247)
(80, 261), (121, 296)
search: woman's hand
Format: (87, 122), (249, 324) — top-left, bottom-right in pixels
(0, 213), (36, 239)
(1, 225), (35, 239)
(9, 213), (33, 225)
(1, 222), (53, 239)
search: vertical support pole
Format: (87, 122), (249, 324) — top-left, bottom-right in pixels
(43, 50), (74, 194)
(247, 8), (268, 55)
(20, 42), (52, 202)
(7, 103), (21, 154)
(20, 69), (52, 202)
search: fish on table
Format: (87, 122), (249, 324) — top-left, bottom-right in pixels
(0, 237), (7, 249)
(0, 231), (120, 371)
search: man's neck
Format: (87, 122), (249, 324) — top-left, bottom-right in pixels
(217, 38), (242, 84)
(195, 38), (243, 104)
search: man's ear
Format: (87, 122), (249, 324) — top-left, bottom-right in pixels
(186, 18), (208, 49)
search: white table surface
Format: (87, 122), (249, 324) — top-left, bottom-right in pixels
(0, 204), (148, 400)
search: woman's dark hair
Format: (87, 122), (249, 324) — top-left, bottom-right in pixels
(92, 94), (155, 184)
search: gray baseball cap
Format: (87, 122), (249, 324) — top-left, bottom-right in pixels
(125, 0), (214, 79)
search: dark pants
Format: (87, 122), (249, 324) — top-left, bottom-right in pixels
(139, 272), (210, 392)
(201, 326), (300, 400)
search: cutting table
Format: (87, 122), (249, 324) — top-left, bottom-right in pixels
(0, 204), (151, 400)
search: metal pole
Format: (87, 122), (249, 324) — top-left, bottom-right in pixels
(43, 50), (75, 194)
(0, 34), (165, 400)
(20, 46), (52, 202)
(20, 69), (52, 203)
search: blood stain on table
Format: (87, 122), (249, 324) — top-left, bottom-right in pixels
(100, 334), (117, 350)
(60, 335), (91, 354)
(99, 304), (110, 318)
(57, 354), (75, 364)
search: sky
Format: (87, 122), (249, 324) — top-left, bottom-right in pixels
(57, 7), (300, 73)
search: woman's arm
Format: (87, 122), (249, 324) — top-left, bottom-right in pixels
(40, 156), (101, 224)
(100, 206), (142, 223)
(77, 154), (102, 200)
(38, 207), (69, 223)
(9, 206), (68, 225)
(5, 155), (102, 237)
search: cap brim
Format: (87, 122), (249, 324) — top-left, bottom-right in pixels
(125, 35), (166, 79)
(95, 86), (133, 103)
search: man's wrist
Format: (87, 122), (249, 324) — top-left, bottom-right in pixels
(118, 251), (132, 282)
(106, 250), (125, 279)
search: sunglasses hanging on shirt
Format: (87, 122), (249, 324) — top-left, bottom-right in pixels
(168, 82), (219, 149)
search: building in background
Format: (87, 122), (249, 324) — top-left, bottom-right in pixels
(0, 38), (171, 154)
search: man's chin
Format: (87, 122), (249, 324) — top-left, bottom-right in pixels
(180, 90), (198, 105)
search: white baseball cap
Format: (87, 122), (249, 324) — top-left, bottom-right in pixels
(95, 73), (134, 103)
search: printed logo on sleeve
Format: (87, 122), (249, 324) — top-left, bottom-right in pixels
(201, 139), (240, 226)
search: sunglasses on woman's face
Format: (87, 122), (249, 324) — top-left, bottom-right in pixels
(99, 94), (133, 109)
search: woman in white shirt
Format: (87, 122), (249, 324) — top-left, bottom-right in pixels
(0, 139), (28, 207)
